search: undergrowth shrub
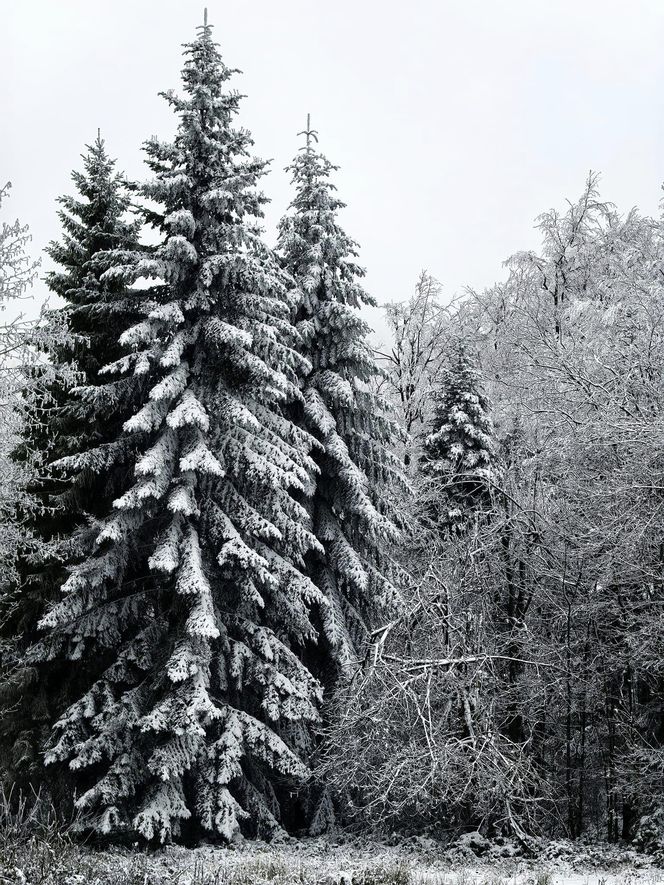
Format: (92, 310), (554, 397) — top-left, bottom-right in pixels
(0, 785), (79, 884)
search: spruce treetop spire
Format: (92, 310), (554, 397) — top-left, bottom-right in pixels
(94, 127), (104, 156)
(198, 6), (212, 40)
(298, 113), (319, 153)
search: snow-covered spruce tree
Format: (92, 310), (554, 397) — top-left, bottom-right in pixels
(277, 122), (404, 677)
(421, 341), (497, 533)
(14, 134), (142, 606)
(29, 20), (327, 843)
(0, 139), (142, 781)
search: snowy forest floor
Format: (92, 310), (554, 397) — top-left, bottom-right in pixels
(4, 836), (664, 885)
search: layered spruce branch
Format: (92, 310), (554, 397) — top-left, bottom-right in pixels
(278, 125), (408, 674)
(29, 19), (333, 844)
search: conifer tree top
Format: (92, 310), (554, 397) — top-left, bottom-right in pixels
(423, 341), (497, 474)
(46, 134), (138, 305)
(279, 119), (376, 314)
(142, 16), (268, 229)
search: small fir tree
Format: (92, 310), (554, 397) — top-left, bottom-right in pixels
(277, 120), (405, 675)
(28, 18), (327, 843)
(421, 341), (497, 532)
(0, 136), (142, 781)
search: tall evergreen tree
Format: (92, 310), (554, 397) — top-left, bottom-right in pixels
(277, 121), (405, 675)
(0, 135), (143, 780)
(26, 19), (327, 843)
(421, 341), (497, 533)
(27, 132), (143, 566)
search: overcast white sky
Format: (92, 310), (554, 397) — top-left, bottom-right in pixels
(3, 0), (664, 343)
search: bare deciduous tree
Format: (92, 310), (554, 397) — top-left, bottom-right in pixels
(376, 271), (454, 458)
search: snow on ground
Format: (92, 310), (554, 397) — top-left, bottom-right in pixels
(81, 838), (664, 885)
